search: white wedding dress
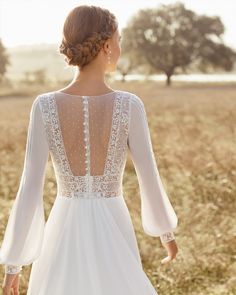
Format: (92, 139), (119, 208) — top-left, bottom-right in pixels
(0, 90), (178, 294)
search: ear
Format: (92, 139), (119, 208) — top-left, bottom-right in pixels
(102, 40), (110, 55)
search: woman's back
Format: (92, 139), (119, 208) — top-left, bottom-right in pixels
(39, 90), (129, 198)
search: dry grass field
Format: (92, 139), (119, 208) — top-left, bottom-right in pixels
(0, 81), (236, 294)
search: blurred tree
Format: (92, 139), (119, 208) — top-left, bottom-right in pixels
(21, 68), (47, 85)
(117, 55), (137, 82)
(33, 69), (47, 85)
(122, 2), (236, 86)
(22, 71), (32, 84)
(0, 39), (10, 83)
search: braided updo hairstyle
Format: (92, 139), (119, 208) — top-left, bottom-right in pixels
(59, 5), (118, 69)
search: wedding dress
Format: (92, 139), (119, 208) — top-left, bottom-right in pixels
(0, 90), (178, 294)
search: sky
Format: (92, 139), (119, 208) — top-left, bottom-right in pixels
(0, 0), (235, 49)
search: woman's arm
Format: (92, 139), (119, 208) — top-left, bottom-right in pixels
(0, 95), (49, 273)
(127, 94), (178, 241)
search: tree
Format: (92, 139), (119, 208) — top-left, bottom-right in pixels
(116, 57), (132, 82)
(33, 69), (47, 85)
(21, 68), (47, 85)
(116, 54), (139, 82)
(0, 39), (10, 83)
(122, 2), (236, 86)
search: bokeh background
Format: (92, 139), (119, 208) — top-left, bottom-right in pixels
(0, 1), (236, 294)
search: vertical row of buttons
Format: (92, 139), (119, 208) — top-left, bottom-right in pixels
(82, 96), (90, 176)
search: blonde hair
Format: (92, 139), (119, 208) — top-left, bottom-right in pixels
(59, 5), (118, 69)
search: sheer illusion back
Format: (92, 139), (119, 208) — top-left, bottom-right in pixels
(55, 91), (116, 176)
(39, 90), (130, 198)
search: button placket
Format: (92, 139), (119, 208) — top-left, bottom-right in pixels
(82, 96), (91, 193)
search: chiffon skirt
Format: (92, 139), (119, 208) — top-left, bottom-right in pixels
(27, 194), (158, 294)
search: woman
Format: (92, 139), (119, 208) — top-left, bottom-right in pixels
(0, 5), (178, 294)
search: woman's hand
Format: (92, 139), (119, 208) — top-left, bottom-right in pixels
(161, 239), (178, 264)
(2, 272), (21, 295)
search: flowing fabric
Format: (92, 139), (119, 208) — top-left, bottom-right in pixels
(0, 90), (178, 294)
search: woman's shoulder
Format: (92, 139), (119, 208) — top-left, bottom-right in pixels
(35, 91), (54, 100)
(32, 91), (55, 106)
(118, 90), (144, 106)
(34, 90), (143, 107)
(28, 92), (54, 118)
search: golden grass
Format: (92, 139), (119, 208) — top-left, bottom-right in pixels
(0, 81), (236, 294)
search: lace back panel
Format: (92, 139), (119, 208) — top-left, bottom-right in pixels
(38, 91), (130, 198)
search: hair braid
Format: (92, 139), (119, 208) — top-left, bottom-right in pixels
(58, 5), (118, 69)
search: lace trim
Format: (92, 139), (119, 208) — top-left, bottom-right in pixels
(103, 94), (122, 175)
(5, 265), (22, 274)
(38, 92), (130, 199)
(115, 95), (129, 174)
(160, 232), (175, 244)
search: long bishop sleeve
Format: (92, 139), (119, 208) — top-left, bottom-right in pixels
(127, 94), (178, 239)
(0, 96), (49, 273)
